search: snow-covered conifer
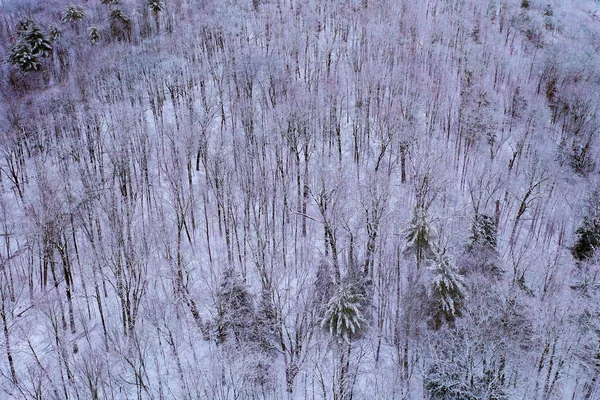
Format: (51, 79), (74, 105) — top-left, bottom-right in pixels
(428, 250), (466, 329)
(321, 282), (368, 342)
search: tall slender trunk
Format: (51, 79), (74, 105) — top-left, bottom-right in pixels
(1, 299), (17, 383)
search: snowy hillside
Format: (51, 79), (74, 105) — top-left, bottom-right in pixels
(1, 0), (600, 398)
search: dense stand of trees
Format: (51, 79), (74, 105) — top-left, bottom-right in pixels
(1, 0), (600, 398)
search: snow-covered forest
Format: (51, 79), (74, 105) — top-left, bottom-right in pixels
(1, 0), (600, 398)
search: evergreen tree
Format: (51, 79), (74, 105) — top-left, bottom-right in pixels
(406, 206), (436, 267)
(8, 42), (41, 72)
(8, 20), (53, 72)
(109, 9), (132, 42)
(469, 213), (497, 250)
(215, 271), (275, 389)
(16, 18), (35, 35)
(88, 26), (101, 45)
(147, 0), (165, 32)
(428, 251), (466, 329)
(61, 5), (85, 24)
(572, 217), (600, 261)
(49, 26), (62, 41)
(216, 272), (257, 345)
(321, 281), (369, 342)
(573, 188), (600, 261)
(462, 213), (501, 276)
(22, 24), (52, 57)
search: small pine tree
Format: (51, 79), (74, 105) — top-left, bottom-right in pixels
(9, 19), (53, 72)
(8, 42), (41, 72)
(49, 26), (62, 41)
(147, 0), (165, 32)
(89, 26), (101, 45)
(573, 188), (600, 261)
(406, 207), (436, 267)
(463, 213), (501, 276)
(22, 25), (52, 57)
(469, 214), (497, 250)
(216, 273), (256, 345)
(321, 282), (368, 342)
(214, 271), (275, 389)
(147, 0), (165, 13)
(109, 9), (132, 42)
(428, 251), (466, 329)
(16, 18), (35, 35)
(572, 217), (600, 261)
(61, 5), (85, 23)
